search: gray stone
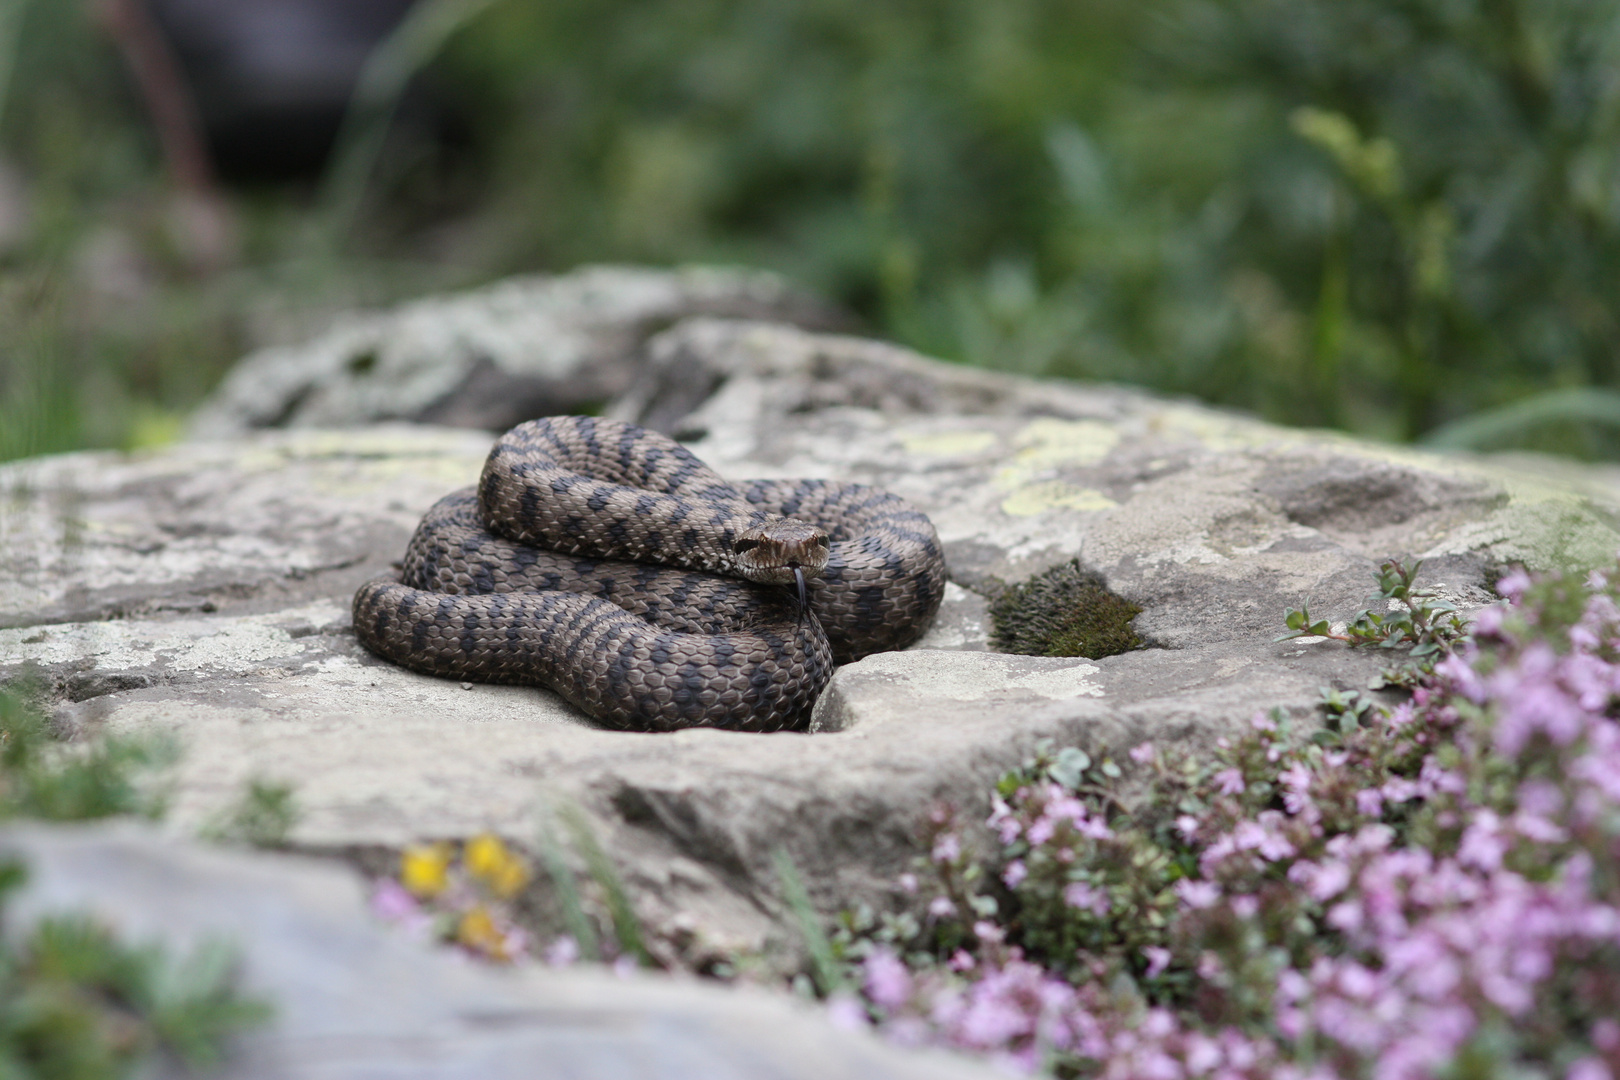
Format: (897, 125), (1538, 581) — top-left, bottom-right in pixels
(188, 266), (848, 438)
(1, 822), (1000, 1080)
(6, 315), (1620, 974)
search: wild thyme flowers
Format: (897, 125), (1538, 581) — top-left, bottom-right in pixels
(835, 563), (1620, 1079)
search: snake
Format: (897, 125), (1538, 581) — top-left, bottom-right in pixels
(352, 416), (947, 732)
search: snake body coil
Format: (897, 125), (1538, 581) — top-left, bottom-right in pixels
(353, 416), (947, 732)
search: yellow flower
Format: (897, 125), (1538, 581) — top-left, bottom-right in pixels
(464, 832), (530, 899)
(456, 904), (511, 961)
(399, 842), (452, 898)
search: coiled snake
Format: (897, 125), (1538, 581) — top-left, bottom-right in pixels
(353, 416), (947, 732)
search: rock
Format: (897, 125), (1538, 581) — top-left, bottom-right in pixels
(7, 315), (1620, 972)
(1, 822), (999, 1080)
(187, 266), (848, 438)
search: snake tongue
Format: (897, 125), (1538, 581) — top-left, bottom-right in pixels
(795, 566), (808, 611)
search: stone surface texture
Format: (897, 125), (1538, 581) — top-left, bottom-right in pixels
(7, 314), (1620, 974)
(188, 265), (847, 437)
(2, 822), (999, 1080)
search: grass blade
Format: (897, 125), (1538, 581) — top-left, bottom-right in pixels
(535, 817), (600, 962)
(555, 803), (650, 967)
(773, 848), (845, 996)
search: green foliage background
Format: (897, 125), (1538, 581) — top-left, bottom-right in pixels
(4, 0), (1620, 461)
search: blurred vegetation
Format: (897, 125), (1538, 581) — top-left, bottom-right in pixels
(0, 681), (270, 1076)
(0, 679), (172, 823)
(4, 0), (1620, 463)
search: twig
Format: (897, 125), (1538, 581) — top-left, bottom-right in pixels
(95, 0), (236, 270)
(95, 0), (214, 193)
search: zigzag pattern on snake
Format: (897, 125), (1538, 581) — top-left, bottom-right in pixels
(352, 416), (947, 732)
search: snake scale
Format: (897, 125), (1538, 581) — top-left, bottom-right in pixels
(353, 416), (947, 732)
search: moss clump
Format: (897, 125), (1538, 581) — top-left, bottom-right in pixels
(989, 561), (1143, 659)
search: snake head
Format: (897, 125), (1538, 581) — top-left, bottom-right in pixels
(731, 519), (830, 585)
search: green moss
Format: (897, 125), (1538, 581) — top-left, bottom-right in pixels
(989, 561), (1143, 659)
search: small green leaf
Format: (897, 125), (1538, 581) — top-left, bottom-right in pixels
(1048, 746), (1092, 789)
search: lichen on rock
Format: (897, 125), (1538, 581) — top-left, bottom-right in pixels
(988, 560), (1143, 659)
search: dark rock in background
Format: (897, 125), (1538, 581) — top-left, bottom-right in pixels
(187, 265), (850, 437)
(148, 0), (419, 180)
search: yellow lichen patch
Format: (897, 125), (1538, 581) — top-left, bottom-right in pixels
(306, 455), (481, 499)
(899, 430), (999, 457)
(464, 832), (531, 899)
(400, 842), (453, 898)
(1014, 417), (1119, 464)
(1149, 406), (1290, 452)
(993, 418), (1120, 492)
(1001, 481), (1117, 517)
(283, 429), (476, 460)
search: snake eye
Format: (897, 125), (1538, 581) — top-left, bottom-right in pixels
(815, 535), (830, 547)
(733, 537), (761, 554)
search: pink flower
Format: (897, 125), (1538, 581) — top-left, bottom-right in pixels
(1184, 1033), (1222, 1075)
(988, 796), (1022, 843)
(1497, 569), (1531, 599)
(1566, 1059), (1611, 1080)
(1130, 742), (1157, 763)
(1177, 879), (1221, 909)
(826, 994), (867, 1031)
(371, 879), (420, 921)
(1027, 817), (1056, 846)
(1472, 604), (1506, 636)
(864, 948), (914, 1010)
(371, 880), (433, 938)
(1457, 812), (1506, 870)
(1281, 762), (1313, 797)
(1293, 859), (1352, 901)
(1382, 777), (1420, 804)
(973, 920), (1006, 944)
(1213, 768), (1246, 796)
(1064, 882), (1109, 915)
(1003, 859), (1028, 888)
(543, 934), (579, 966)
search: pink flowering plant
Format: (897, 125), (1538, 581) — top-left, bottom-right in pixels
(826, 561), (1620, 1079)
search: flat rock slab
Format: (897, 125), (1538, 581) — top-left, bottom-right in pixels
(6, 318), (1620, 964)
(2, 822), (998, 1080)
